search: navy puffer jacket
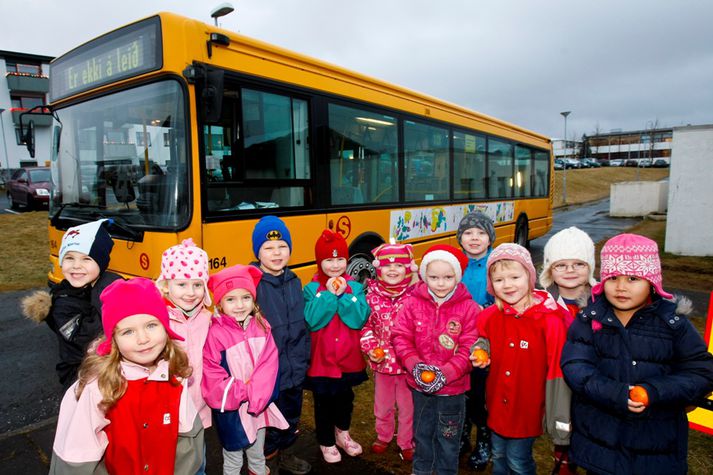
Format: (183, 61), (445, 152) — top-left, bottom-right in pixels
(561, 295), (713, 475)
(252, 263), (310, 390)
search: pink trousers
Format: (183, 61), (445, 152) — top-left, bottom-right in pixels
(374, 372), (414, 450)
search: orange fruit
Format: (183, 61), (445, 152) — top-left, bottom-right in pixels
(472, 348), (489, 364)
(420, 370), (436, 383)
(373, 348), (385, 359)
(629, 386), (649, 406)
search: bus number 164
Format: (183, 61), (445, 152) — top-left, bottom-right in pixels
(210, 257), (227, 269)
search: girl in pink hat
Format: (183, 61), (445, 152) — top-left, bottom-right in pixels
(203, 265), (288, 475)
(50, 278), (203, 475)
(561, 233), (713, 475)
(470, 243), (571, 475)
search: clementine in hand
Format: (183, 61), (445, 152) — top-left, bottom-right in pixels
(420, 370), (436, 383)
(629, 385), (649, 406)
(472, 348), (489, 364)
(373, 348), (385, 359)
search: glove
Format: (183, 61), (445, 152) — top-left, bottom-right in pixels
(412, 363), (446, 394)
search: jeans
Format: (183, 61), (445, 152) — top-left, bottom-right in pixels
(412, 390), (465, 475)
(491, 431), (536, 475)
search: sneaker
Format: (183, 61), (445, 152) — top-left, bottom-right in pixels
(279, 453), (311, 475)
(371, 439), (390, 454)
(398, 447), (414, 462)
(335, 428), (363, 456)
(320, 445), (341, 463)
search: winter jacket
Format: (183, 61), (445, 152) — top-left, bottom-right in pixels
(167, 303), (212, 428)
(545, 283), (592, 326)
(252, 263), (310, 390)
(476, 290), (571, 443)
(561, 295), (713, 475)
(50, 360), (204, 475)
(303, 277), (370, 379)
(22, 272), (123, 390)
(391, 281), (481, 396)
(360, 279), (413, 375)
(462, 249), (494, 307)
(201, 314), (288, 451)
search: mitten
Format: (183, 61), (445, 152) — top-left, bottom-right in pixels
(412, 363), (446, 394)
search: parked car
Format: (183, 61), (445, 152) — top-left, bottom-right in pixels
(609, 159), (624, 167)
(563, 158), (581, 169)
(554, 159), (564, 170)
(5, 166), (50, 210)
(652, 159), (670, 168)
(581, 158), (601, 168)
(624, 159), (639, 167)
(638, 159), (653, 168)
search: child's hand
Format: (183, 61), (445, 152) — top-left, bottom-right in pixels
(627, 398), (646, 413)
(470, 347), (491, 368)
(326, 276), (347, 295)
(627, 385), (648, 413)
(368, 348), (386, 363)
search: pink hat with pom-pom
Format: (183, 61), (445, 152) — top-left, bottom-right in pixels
(157, 238), (211, 306)
(371, 241), (418, 278)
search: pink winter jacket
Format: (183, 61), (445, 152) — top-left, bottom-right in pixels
(391, 281), (481, 396)
(167, 304), (212, 428)
(360, 279), (412, 375)
(201, 314), (288, 447)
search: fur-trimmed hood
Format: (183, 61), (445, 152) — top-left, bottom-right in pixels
(21, 290), (51, 323)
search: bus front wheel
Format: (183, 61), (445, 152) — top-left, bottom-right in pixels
(515, 217), (529, 249)
(347, 253), (376, 284)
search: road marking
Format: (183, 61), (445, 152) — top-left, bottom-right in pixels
(3, 209), (20, 215)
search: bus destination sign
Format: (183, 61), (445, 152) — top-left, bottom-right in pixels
(50, 17), (162, 102)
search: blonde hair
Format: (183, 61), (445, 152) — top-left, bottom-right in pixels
(489, 259), (534, 312)
(75, 335), (191, 411)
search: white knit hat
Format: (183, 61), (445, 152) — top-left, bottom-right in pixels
(539, 226), (596, 288)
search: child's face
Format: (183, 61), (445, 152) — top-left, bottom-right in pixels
(166, 279), (205, 312)
(61, 251), (101, 288)
(425, 260), (457, 298)
(460, 228), (491, 259)
(490, 260), (531, 310)
(603, 275), (651, 319)
(220, 288), (255, 323)
(321, 257), (347, 278)
(258, 240), (291, 276)
(114, 313), (168, 371)
(550, 259), (589, 290)
(380, 263), (408, 286)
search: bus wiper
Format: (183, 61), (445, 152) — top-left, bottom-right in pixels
(90, 212), (144, 242)
(50, 202), (97, 227)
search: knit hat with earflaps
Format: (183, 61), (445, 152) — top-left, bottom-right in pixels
(486, 243), (537, 296)
(157, 238), (211, 306)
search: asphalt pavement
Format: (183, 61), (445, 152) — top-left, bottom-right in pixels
(1, 198), (709, 474)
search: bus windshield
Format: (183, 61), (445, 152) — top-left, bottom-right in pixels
(51, 79), (189, 229)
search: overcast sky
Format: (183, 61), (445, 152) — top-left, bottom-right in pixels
(2, 0), (712, 139)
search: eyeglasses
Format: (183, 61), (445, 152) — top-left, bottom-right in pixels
(552, 262), (588, 272)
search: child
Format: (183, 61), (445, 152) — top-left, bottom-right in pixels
(303, 229), (370, 463)
(391, 244), (481, 475)
(539, 226), (597, 321)
(203, 265), (288, 475)
(538, 226), (596, 473)
(360, 241), (418, 461)
(50, 278), (204, 474)
(156, 238), (213, 472)
(250, 216), (311, 475)
(456, 211), (495, 470)
(471, 243), (571, 475)
(22, 219), (122, 390)
(561, 234), (713, 475)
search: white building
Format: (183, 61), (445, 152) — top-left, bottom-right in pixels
(0, 50), (54, 175)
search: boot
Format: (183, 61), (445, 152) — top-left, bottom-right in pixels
(468, 426), (491, 471)
(459, 419), (472, 455)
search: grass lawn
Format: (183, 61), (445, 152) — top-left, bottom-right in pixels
(0, 211), (49, 291)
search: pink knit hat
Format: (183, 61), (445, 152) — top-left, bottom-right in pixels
(419, 244), (469, 283)
(591, 233), (672, 299)
(97, 278), (184, 356)
(157, 238), (211, 306)
(486, 243), (537, 295)
(372, 242), (418, 275)
(208, 264), (263, 304)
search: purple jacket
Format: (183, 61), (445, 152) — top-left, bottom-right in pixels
(391, 281), (481, 395)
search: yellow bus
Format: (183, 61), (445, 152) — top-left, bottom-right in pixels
(33, 12), (553, 284)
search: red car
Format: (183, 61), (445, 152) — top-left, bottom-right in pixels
(6, 167), (51, 210)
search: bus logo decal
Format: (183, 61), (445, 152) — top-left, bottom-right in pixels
(140, 253), (150, 270)
(336, 215), (352, 239)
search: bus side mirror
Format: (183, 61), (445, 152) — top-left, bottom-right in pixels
(23, 120), (36, 158)
(202, 67), (224, 124)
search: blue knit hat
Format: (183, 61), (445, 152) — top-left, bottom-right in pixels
(252, 215), (292, 258)
(59, 219), (114, 273)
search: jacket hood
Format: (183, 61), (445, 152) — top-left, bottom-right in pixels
(21, 290), (51, 323)
(590, 293), (691, 322)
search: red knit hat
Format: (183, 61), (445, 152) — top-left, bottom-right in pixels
(208, 264), (263, 304)
(486, 243), (537, 295)
(98, 278), (184, 356)
(419, 244), (469, 283)
(314, 229), (349, 284)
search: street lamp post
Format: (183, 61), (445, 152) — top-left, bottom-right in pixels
(560, 111), (571, 204)
(210, 3), (235, 26)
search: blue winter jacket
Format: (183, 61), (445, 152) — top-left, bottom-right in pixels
(561, 295), (713, 475)
(252, 263), (310, 391)
(461, 249), (493, 307)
